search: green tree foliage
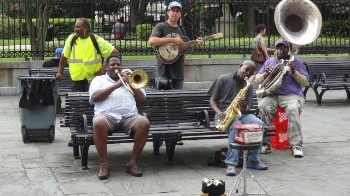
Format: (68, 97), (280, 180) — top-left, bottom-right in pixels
(136, 23), (154, 41)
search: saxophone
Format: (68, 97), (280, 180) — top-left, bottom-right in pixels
(216, 77), (251, 133)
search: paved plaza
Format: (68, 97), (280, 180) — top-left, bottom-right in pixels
(0, 89), (349, 196)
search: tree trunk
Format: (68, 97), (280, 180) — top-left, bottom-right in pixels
(25, 2), (54, 60)
(243, 6), (255, 37)
(130, 0), (150, 32)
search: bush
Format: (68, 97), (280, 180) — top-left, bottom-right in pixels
(0, 18), (21, 39)
(322, 20), (349, 36)
(19, 18), (77, 38)
(136, 23), (154, 41)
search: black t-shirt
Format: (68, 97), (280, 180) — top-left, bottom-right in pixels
(150, 22), (186, 79)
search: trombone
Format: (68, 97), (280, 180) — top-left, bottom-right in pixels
(117, 69), (148, 95)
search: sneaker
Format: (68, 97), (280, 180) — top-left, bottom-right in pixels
(261, 145), (271, 154)
(126, 161), (143, 177)
(226, 165), (236, 176)
(98, 164), (110, 180)
(293, 146), (304, 158)
(247, 161), (268, 170)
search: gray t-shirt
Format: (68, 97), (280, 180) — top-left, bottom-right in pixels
(112, 22), (125, 36)
(150, 22), (186, 79)
(208, 73), (253, 111)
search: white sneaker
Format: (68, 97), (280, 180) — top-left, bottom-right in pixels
(261, 145), (271, 154)
(292, 146), (304, 158)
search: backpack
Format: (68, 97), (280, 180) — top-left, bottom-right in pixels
(207, 147), (243, 168)
(70, 33), (103, 63)
(207, 147), (228, 168)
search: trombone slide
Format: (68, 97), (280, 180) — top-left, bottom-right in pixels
(117, 72), (134, 95)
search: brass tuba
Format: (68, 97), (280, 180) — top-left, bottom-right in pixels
(256, 0), (322, 97)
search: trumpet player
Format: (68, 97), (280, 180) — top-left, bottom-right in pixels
(89, 54), (150, 180)
(208, 60), (268, 176)
(255, 40), (309, 158)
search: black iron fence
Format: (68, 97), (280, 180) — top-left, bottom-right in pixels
(0, 0), (349, 59)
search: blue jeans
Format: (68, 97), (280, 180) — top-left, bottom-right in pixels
(215, 114), (264, 166)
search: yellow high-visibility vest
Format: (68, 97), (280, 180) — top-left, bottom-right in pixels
(67, 37), (102, 81)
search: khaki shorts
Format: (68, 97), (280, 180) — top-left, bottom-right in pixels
(93, 113), (146, 136)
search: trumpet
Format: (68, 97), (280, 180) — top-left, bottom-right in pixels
(117, 69), (148, 95)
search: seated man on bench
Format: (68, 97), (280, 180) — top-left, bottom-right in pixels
(89, 54), (150, 180)
(208, 60), (268, 176)
(255, 40), (309, 158)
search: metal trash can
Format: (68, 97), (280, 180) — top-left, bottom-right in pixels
(17, 75), (57, 143)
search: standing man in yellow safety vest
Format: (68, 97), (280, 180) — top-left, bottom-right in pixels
(56, 17), (119, 92)
(56, 18), (119, 146)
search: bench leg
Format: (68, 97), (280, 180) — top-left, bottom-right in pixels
(73, 135), (80, 159)
(318, 89), (327, 106)
(346, 88), (350, 100)
(153, 140), (162, 156)
(312, 86), (321, 105)
(81, 144), (90, 170)
(303, 86), (309, 98)
(165, 140), (177, 165)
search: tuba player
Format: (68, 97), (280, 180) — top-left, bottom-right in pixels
(255, 40), (309, 158)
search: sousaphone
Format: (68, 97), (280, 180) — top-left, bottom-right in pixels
(256, 0), (322, 97)
(274, 0), (322, 47)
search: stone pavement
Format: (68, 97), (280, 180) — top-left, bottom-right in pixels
(0, 90), (349, 196)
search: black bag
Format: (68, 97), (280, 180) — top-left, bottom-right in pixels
(251, 47), (266, 64)
(156, 78), (174, 90)
(207, 147), (243, 168)
(42, 59), (59, 67)
(19, 79), (55, 110)
(207, 147), (228, 168)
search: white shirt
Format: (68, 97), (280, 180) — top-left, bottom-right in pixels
(89, 74), (146, 121)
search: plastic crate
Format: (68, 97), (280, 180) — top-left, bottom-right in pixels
(271, 107), (290, 150)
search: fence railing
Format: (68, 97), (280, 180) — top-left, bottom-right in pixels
(1, 0), (349, 59)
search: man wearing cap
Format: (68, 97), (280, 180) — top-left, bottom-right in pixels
(42, 48), (65, 67)
(255, 40), (309, 158)
(148, 1), (203, 90)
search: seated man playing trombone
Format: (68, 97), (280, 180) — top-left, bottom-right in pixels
(89, 54), (150, 180)
(255, 40), (309, 158)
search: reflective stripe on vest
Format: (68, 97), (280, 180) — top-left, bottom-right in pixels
(68, 38), (102, 81)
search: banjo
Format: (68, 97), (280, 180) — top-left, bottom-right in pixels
(156, 33), (223, 64)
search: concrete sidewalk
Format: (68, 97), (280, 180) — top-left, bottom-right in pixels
(0, 90), (349, 196)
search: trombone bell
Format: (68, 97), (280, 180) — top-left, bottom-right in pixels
(129, 70), (148, 89)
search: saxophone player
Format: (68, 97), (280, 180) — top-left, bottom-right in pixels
(255, 40), (309, 158)
(208, 60), (268, 176)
